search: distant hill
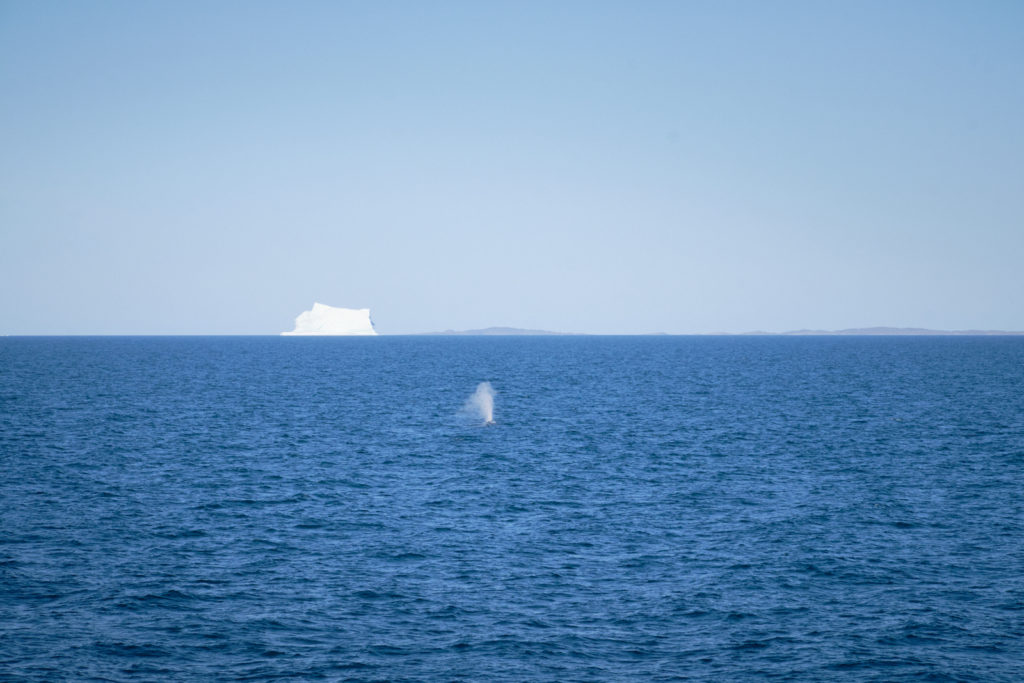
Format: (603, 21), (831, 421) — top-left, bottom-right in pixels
(421, 326), (566, 336)
(413, 326), (1023, 336)
(776, 327), (1024, 336)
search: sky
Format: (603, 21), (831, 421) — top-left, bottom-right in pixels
(1, 1), (1022, 334)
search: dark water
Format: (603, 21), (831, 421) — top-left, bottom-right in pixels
(2, 337), (1023, 681)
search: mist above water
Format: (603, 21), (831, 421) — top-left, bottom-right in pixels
(463, 382), (495, 424)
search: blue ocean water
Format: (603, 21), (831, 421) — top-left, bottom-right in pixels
(1, 336), (1022, 681)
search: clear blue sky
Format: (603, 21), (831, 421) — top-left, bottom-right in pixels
(2, 1), (1022, 334)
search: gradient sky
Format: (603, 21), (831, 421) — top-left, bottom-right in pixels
(2, 1), (1022, 334)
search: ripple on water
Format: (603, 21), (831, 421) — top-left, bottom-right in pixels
(1, 336), (1023, 681)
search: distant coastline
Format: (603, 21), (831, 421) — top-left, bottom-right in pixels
(420, 326), (567, 336)
(414, 326), (1024, 336)
(4, 327), (1022, 337)
(744, 327), (1024, 336)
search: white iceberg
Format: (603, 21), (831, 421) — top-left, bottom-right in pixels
(282, 303), (377, 336)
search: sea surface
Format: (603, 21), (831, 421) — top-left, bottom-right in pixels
(1, 336), (1023, 681)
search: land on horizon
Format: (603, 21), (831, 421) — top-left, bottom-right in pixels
(751, 327), (1024, 336)
(419, 326), (568, 336)
(4, 326), (1024, 337)
(411, 326), (1024, 336)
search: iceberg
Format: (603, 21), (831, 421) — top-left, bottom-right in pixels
(282, 303), (377, 336)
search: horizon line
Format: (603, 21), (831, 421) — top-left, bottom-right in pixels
(4, 328), (1024, 338)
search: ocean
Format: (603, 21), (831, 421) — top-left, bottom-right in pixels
(1, 336), (1022, 681)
